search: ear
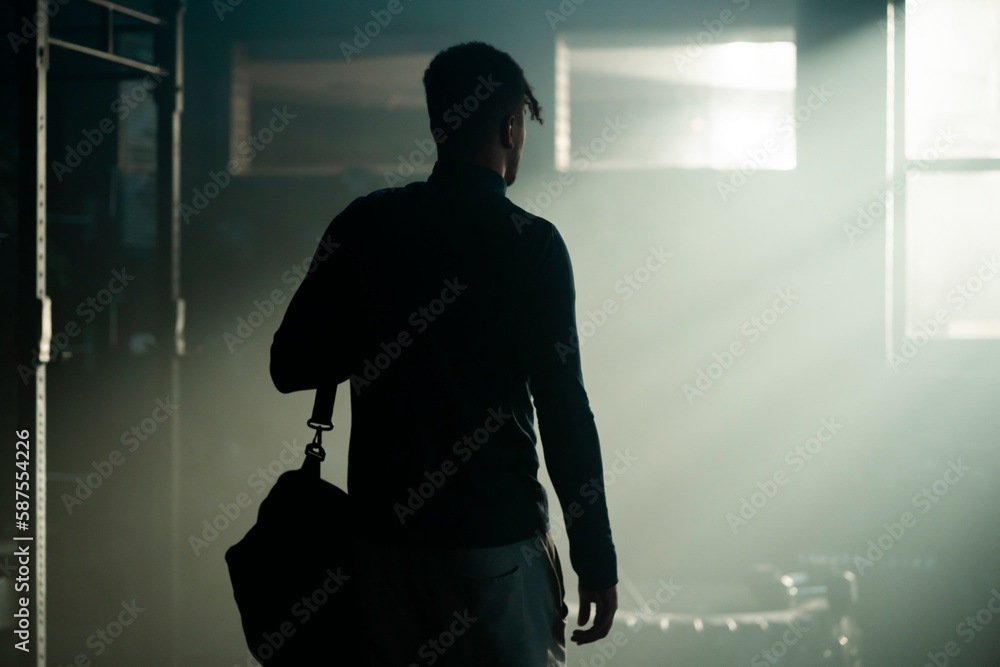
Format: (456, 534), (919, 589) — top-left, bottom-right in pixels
(500, 113), (517, 150)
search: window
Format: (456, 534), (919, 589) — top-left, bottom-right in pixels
(888, 0), (1000, 352)
(228, 42), (434, 178)
(554, 29), (797, 171)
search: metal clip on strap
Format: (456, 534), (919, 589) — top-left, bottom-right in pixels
(305, 385), (337, 462)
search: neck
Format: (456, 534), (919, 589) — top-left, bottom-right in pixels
(441, 151), (505, 182)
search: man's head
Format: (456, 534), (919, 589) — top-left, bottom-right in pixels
(423, 42), (543, 185)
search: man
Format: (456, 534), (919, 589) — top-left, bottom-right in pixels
(270, 41), (617, 666)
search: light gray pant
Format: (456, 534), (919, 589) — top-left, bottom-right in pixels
(350, 530), (568, 667)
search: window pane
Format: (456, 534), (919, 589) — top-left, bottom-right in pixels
(905, 0), (1000, 159)
(229, 50), (434, 176)
(557, 31), (797, 170)
(905, 171), (1000, 338)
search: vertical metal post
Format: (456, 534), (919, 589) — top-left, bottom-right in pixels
(885, 0), (897, 364)
(889, 0), (907, 362)
(15, 1), (49, 665)
(153, 1), (185, 664)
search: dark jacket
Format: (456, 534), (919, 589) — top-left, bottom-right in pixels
(270, 158), (617, 590)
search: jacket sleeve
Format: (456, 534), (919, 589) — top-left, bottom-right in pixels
(525, 222), (618, 591)
(269, 200), (366, 394)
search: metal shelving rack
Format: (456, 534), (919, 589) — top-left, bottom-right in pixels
(14, 1), (185, 665)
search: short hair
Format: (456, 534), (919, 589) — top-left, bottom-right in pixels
(422, 41), (542, 158)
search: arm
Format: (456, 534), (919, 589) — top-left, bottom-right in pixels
(269, 203), (365, 394)
(525, 223), (619, 593)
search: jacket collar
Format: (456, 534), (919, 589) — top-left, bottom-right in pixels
(427, 159), (508, 197)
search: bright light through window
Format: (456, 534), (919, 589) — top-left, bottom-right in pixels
(898, 0), (1000, 341)
(905, 0), (1000, 159)
(906, 171), (1000, 338)
(555, 30), (797, 171)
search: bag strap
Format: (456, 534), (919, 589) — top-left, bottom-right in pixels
(309, 385), (337, 432)
(303, 385), (336, 470)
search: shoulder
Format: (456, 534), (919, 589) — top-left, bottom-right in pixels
(496, 198), (561, 246)
(343, 184), (408, 213)
(326, 182), (429, 232)
(368, 180), (434, 204)
(494, 200), (575, 279)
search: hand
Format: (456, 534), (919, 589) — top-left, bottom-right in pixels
(571, 583), (617, 645)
